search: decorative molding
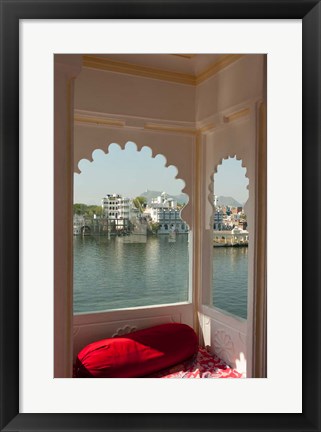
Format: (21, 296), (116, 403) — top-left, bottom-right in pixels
(223, 107), (250, 123)
(74, 114), (125, 128)
(144, 123), (196, 135)
(74, 104), (250, 136)
(83, 55), (196, 85)
(199, 123), (217, 134)
(238, 331), (246, 345)
(83, 54), (244, 86)
(73, 326), (80, 337)
(75, 115), (197, 136)
(74, 114), (219, 136)
(112, 325), (137, 338)
(213, 330), (234, 364)
(196, 54), (244, 84)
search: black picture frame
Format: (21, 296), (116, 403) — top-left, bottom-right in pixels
(0, 1), (320, 431)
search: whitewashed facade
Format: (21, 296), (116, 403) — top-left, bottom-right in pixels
(145, 192), (188, 234)
(101, 193), (130, 220)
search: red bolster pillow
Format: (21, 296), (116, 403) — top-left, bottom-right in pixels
(75, 323), (198, 378)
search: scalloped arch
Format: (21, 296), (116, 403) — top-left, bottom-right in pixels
(75, 140), (191, 226)
(207, 155), (249, 229)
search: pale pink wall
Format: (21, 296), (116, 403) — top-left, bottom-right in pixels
(74, 56), (264, 125)
(75, 69), (195, 122)
(196, 55), (264, 122)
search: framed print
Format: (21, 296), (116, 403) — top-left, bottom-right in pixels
(0, 1), (320, 431)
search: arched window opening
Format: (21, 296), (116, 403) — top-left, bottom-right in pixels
(73, 142), (190, 314)
(211, 156), (249, 319)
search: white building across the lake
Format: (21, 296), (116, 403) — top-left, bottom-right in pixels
(101, 193), (130, 220)
(145, 192), (188, 234)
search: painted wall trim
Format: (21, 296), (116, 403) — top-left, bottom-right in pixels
(223, 107), (250, 123)
(144, 123), (196, 135)
(83, 54), (244, 85)
(74, 114), (125, 128)
(83, 55), (196, 85)
(196, 54), (244, 84)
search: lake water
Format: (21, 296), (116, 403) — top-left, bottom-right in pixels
(74, 235), (248, 319)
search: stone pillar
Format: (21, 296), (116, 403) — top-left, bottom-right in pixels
(54, 55), (82, 377)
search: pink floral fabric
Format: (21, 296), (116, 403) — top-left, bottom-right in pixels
(146, 346), (243, 378)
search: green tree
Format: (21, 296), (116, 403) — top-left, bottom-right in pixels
(73, 203), (103, 217)
(150, 222), (160, 234)
(94, 206), (104, 217)
(87, 205), (104, 217)
(73, 203), (88, 215)
(133, 196), (147, 211)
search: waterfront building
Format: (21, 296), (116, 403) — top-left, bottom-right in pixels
(213, 208), (224, 230)
(145, 192), (188, 234)
(102, 193), (130, 219)
(213, 195), (223, 230)
(73, 213), (110, 236)
(151, 191), (177, 208)
(73, 214), (85, 235)
(101, 193), (131, 231)
(213, 226), (249, 247)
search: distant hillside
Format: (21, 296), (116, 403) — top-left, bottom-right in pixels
(217, 196), (243, 207)
(139, 190), (189, 205)
(138, 192), (241, 207)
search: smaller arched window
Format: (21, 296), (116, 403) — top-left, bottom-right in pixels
(210, 157), (249, 319)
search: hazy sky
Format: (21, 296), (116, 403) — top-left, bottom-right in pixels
(74, 142), (249, 205)
(214, 157), (249, 205)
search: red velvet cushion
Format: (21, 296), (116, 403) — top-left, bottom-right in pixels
(75, 323), (198, 378)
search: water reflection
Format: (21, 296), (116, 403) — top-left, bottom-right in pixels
(74, 235), (189, 313)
